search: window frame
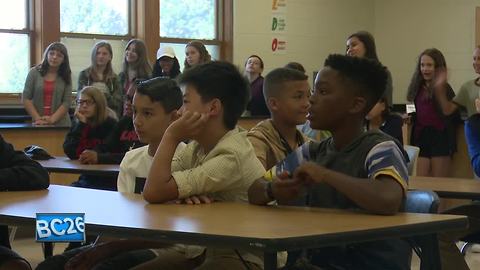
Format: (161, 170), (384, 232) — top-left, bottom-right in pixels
(0, 0), (233, 103)
(0, 0), (32, 98)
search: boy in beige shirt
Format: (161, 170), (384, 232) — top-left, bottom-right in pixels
(247, 67), (310, 170)
(142, 61), (268, 269)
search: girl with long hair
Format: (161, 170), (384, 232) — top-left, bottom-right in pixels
(23, 42), (72, 126)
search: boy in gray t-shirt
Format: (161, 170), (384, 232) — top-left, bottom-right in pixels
(249, 54), (411, 270)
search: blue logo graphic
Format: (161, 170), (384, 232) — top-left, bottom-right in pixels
(36, 213), (85, 242)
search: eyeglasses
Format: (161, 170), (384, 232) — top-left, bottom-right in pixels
(76, 99), (95, 106)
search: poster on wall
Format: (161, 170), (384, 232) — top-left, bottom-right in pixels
(271, 37), (287, 54)
(271, 14), (286, 33)
(271, 0), (287, 54)
(272, 0), (287, 13)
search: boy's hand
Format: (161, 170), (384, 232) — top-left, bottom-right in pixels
(74, 108), (88, 123)
(293, 162), (327, 185)
(65, 242), (116, 270)
(176, 194), (213, 205)
(271, 171), (304, 201)
(167, 110), (209, 142)
(79, 150), (98, 164)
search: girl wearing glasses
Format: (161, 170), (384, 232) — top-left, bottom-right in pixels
(63, 86), (118, 190)
(22, 42), (72, 126)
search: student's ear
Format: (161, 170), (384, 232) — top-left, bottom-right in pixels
(349, 96), (367, 114)
(267, 97), (278, 112)
(208, 98), (222, 117)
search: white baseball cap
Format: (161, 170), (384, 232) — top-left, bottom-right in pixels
(156, 46), (176, 59)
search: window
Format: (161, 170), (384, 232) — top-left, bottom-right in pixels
(160, 0), (216, 40)
(60, 0), (129, 35)
(60, 0), (130, 91)
(0, 0), (30, 94)
(159, 0), (226, 67)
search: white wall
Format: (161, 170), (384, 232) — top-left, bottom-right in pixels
(233, 0), (375, 86)
(234, 0), (480, 104)
(374, 0), (480, 103)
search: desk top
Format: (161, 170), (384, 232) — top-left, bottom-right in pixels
(0, 185), (467, 252)
(0, 123), (70, 130)
(409, 176), (480, 200)
(38, 157), (119, 176)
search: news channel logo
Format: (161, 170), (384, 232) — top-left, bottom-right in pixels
(36, 213), (85, 242)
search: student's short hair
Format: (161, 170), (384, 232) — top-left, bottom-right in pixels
(324, 54), (387, 113)
(178, 61), (249, 130)
(135, 77), (182, 113)
(284, 62), (306, 73)
(263, 68), (308, 99)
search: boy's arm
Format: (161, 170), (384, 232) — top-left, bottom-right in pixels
(295, 163), (403, 215)
(0, 135), (49, 191)
(143, 111), (208, 203)
(294, 141), (408, 215)
(143, 132), (180, 203)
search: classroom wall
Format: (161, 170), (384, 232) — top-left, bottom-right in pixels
(374, 0), (480, 103)
(233, 0), (375, 86)
(234, 0), (480, 104)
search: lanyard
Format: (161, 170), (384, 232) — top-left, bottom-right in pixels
(272, 123), (305, 156)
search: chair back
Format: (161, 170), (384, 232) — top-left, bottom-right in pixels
(405, 190), (439, 214)
(404, 145), (420, 176)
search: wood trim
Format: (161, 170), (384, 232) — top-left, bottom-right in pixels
(476, 7), (480, 47)
(33, 0), (60, 65)
(220, 0), (234, 62)
(136, 0), (160, 65)
(60, 32), (132, 40)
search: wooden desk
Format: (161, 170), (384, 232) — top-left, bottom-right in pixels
(0, 185), (467, 270)
(410, 176), (480, 200)
(38, 157), (119, 177)
(0, 123), (69, 156)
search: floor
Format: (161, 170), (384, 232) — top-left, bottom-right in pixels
(10, 237), (480, 269)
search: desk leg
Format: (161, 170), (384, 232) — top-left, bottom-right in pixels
(42, 242), (54, 258)
(264, 252), (277, 270)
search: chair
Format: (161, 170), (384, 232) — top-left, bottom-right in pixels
(404, 145), (420, 176)
(404, 190), (441, 270)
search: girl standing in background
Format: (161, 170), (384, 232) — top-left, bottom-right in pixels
(119, 40), (151, 100)
(406, 48), (458, 177)
(183, 40), (211, 71)
(23, 42), (72, 126)
(78, 41), (122, 117)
